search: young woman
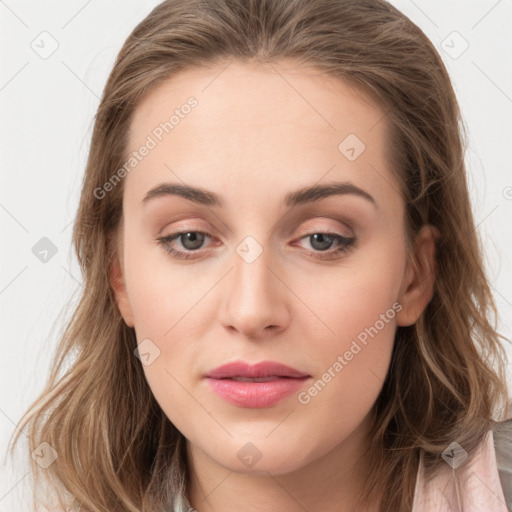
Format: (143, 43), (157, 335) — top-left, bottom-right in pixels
(9, 0), (512, 511)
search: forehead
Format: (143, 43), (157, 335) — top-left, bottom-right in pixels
(124, 60), (397, 211)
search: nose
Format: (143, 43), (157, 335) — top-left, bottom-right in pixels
(219, 241), (290, 339)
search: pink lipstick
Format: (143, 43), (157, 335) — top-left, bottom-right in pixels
(205, 361), (311, 408)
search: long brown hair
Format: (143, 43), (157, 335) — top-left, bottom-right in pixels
(8, 0), (510, 510)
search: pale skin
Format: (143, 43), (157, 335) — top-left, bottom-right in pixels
(111, 60), (437, 511)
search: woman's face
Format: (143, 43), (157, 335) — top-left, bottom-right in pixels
(112, 60), (435, 476)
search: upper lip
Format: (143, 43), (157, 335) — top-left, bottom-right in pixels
(205, 361), (310, 379)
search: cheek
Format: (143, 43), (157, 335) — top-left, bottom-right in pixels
(123, 231), (200, 335)
(121, 234), (214, 411)
(292, 297), (398, 461)
(301, 238), (405, 347)
(293, 240), (405, 421)
(299, 280), (398, 391)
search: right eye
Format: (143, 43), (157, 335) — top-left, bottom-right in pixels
(157, 230), (214, 260)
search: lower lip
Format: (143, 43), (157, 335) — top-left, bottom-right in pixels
(206, 377), (310, 408)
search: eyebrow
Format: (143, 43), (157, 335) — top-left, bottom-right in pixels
(142, 181), (377, 209)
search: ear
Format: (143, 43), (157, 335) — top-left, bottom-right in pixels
(396, 224), (440, 327)
(110, 255), (135, 328)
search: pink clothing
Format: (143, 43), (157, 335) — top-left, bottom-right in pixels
(412, 427), (509, 511)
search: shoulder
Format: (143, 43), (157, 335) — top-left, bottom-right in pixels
(493, 418), (512, 511)
(413, 420), (511, 511)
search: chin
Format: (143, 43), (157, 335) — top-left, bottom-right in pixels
(197, 435), (317, 476)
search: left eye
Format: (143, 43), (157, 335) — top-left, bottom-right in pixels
(157, 230), (355, 260)
(297, 232), (352, 252)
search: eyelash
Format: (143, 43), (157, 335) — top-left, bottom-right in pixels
(156, 230), (356, 261)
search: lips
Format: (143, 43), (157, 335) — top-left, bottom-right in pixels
(205, 361), (310, 379)
(205, 361), (311, 408)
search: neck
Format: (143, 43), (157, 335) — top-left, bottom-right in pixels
(185, 413), (379, 512)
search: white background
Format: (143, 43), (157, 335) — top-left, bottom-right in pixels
(1, 1), (511, 509)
